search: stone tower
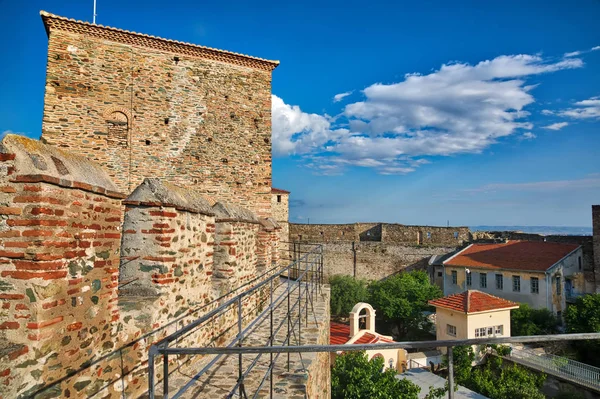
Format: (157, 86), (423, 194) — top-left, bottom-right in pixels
(271, 188), (290, 258)
(40, 11), (279, 217)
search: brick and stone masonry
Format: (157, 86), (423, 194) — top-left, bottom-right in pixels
(0, 134), (126, 397)
(39, 11), (278, 218)
(0, 135), (288, 398)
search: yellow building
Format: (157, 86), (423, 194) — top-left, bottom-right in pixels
(442, 240), (583, 317)
(429, 290), (518, 343)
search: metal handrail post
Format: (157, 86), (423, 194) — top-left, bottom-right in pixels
(447, 346), (454, 399)
(238, 296), (244, 398)
(148, 345), (157, 399)
(269, 278), (274, 399)
(287, 271), (291, 371)
(298, 264), (302, 346)
(163, 345), (169, 399)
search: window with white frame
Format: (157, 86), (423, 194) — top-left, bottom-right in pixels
(531, 277), (539, 294)
(556, 276), (561, 295)
(447, 324), (457, 337)
(496, 274), (503, 290)
(466, 272), (472, 287)
(480, 273), (487, 288)
(475, 325), (504, 337)
(512, 275), (521, 292)
(452, 270), (457, 285)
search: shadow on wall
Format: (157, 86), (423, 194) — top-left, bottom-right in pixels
(358, 224), (382, 242)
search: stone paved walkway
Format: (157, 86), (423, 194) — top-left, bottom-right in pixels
(153, 279), (329, 399)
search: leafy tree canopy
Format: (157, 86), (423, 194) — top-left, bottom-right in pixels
(331, 351), (421, 399)
(449, 345), (546, 399)
(564, 293), (600, 366)
(511, 303), (560, 337)
(368, 271), (442, 339)
(329, 275), (369, 317)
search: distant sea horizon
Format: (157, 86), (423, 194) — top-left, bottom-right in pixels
(469, 225), (593, 236)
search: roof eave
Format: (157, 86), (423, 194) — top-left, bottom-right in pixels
(39, 10), (280, 71)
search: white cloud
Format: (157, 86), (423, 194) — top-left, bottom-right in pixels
(271, 95), (348, 156)
(556, 96), (600, 119)
(468, 177), (600, 193)
(564, 51), (582, 57)
(521, 132), (537, 140)
(592, 46), (600, 51)
(542, 122), (569, 130)
(333, 91), (353, 103)
(272, 52), (584, 174)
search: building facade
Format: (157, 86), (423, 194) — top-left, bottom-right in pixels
(40, 11), (278, 217)
(442, 241), (583, 316)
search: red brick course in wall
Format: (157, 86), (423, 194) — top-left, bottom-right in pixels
(40, 12), (275, 218)
(0, 135), (126, 397)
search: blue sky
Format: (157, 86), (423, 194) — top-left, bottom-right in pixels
(1, 0), (599, 227)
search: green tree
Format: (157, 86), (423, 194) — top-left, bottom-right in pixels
(444, 345), (475, 386)
(443, 345), (545, 399)
(511, 303), (560, 336)
(331, 351), (421, 399)
(564, 293), (600, 366)
(329, 275), (369, 317)
(465, 355), (545, 399)
(368, 271), (442, 339)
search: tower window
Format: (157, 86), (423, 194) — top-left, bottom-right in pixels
(277, 195), (281, 203)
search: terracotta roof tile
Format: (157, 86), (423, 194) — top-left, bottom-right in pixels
(330, 322), (395, 345)
(330, 322), (351, 345)
(271, 187), (290, 194)
(444, 240), (580, 271)
(429, 290), (519, 313)
(40, 11), (279, 71)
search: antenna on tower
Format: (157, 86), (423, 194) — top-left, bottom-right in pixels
(93, 0), (97, 24)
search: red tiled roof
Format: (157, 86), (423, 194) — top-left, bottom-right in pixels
(354, 333), (395, 344)
(444, 240), (580, 271)
(271, 187), (290, 194)
(330, 322), (351, 345)
(330, 322), (395, 345)
(429, 290), (518, 313)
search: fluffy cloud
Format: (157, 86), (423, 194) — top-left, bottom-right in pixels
(593, 46), (600, 51)
(542, 122), (569, 130)
(271, 95), (348, 156)
(333, 91), (353, 103)
(521, 132), (537, 140)
(546, 96), (600, 120)
(272, 53), (584, 174)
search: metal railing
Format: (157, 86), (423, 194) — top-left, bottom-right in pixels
(157, 333), (600, 399)
(148, 243), (324, 399)
(509, 347), (600, 391)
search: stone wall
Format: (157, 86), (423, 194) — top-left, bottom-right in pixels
(383, 224), (470, 246)
(0, 135), (285, 398)
(40, 12), (276, 218)
(290, 222), (470, 246)
(312, 242), (457, 281)
(0, 134), (126, 398)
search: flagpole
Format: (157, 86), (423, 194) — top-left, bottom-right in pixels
(93, 0), (97, 24)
